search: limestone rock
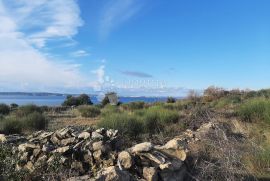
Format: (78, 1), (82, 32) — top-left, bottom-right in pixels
(143, 167), (158, 181)
(53, 146), (70, 153)
(96, 166), (131, 181)
(0, 134), (7, 143)
(118, 151), (133, 169)
(78, 132), (91, 140)
(130, 142), (153, 153)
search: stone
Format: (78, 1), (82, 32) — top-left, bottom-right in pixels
(92, 141), (105, 152)
(141, 151), (167, 165)
(56, 127), (72, 139)
(50, 133), (61, 145)
(33, 148), (41, 157)
(96, 166), (131, 181)
(92, 131), (104, 140)
(61, 137), (76, 146)
(25, 161), (34, 172)
(159, 159), (183, 171)
(42, 144), (55, 152)
(53, 146), (70, 153)
(118, 151), (133, 169)
(106, 129), (118, 138)
(0, 134), (7, 143)
(161, 138), (187, 150)
(18, 143), (39, 152)
(159, 149), (187, 161)
(130, 142), (153, 153)
(78, 132), (91, 140)
(93, 150), (102, 161)
(35, 155), (48, 167)
(143, 167), (158, 181)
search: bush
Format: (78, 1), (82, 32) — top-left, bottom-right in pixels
(22, 112), (47, 131)
(78, 105), (101, 118)
(142, 106), (179, 134)
(10, 103), (18, 110)
(101, 105), (120, 116)
(167, 97), (176, 103)
(62, 94), (93, 107)
(15, 104), (42, 117)
(98, 113), (143, 138)
(0, 117), (22, 134)
(121, 102), (145, 111)
(0, 104), (10, 115)
(238, 99), (270, 123)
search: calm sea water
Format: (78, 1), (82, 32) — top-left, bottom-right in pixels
(0, 95), (167, 106)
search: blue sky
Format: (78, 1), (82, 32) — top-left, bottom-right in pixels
(0, 0), (270, 96)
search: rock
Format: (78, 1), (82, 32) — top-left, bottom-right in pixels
(92, 141), (105, 152)
(92, 131), (104, 140)
(106, 129), (118, 138)
(141, 151), (167, 165)
(96, 166), (131, 181)
(50, 133), (61, 145)
(42, 144), (55, 152)
(143, 167), (158, 181)
(18, 143), (39, 152)
(161, 138), (187, 150)
(35, 155), (48, 167)
(159, 149), (187, 161)
(93, 150), (103, 161)
(130, 142), (153, 153)
(159, 159), (183, 171)
(118, 151), (133, 169)
(33, 148), (41, 157)
(0, 134), (7, 143)
(61, 137), (76, 146)
(78, 132), (91, 140)
(53, 146), (70, 153)
(25, 161), (34, 172)
(56, 127), (72, 139)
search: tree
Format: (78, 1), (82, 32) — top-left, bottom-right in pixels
(101, 95), (110, 107)
(62, 94), (93, 107)
(167, 97), (176, 103)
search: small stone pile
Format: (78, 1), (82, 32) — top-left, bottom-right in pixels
(1, 126), (197, 181)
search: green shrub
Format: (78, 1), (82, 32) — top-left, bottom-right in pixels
(0, 117), (22, 134)
(22, 112), (47, 131)
(15, 104), (42, 117)
(238, 99), (270, 123)
(121, 102), (145, 111)
(10, 103), (18, 110)
(167, 97), (176, 103)
(62, 94), (93, 107)
(101, 105), (120, 116)
(0, 104), (10, 115)
(78, 105), (101, 118)
(142, 106), (179, 134)
(101, 96), (110, 107)
(98, 113), (143, 138)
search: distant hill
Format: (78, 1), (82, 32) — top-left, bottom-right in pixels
(0, 92), (66, 96)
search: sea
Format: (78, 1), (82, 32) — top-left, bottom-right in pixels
(0, 95), (168, 106)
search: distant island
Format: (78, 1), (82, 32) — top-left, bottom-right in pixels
(0, 92), (66, 96)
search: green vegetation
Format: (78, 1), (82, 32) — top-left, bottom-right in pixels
(238, 99), (270, 124)
(62, 94), (93, 107)
(167, 97), (176, 103)
(0, 104), (10, 115)
(98, 112), (143, 138)
(78, 105), (101, 118)
(121, 101), (145, 111)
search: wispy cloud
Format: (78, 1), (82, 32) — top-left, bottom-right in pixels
(70, 50), (90, 57)
(0, 0), (93, 92)
(2, 0), (83, 48)
(99, 0), (144, 39)
(121, 71), (153, 78)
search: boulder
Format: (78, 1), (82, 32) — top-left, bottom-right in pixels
(92, 131), (104, 140)
(130, 142), (153, 153)
(0, 134), (7, 143)
(18, 143), (39, 152)
(143, 167), (158, 181)
(78, 132), (91, 140)
(61, 137), (76, 146)
(96, 166), (131, 181)
(53, 146), (70, 153)
(118, 151), (133, 169)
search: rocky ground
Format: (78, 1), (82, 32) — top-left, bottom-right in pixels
(0, 122), (210, 181)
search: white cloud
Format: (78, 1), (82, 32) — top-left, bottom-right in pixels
(99, 0), (144, 39)
(70, 50), (90, 57)
(0, 0), (92, 92)
(91, 65), (105, 90)
(2, 0), (83, 47)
